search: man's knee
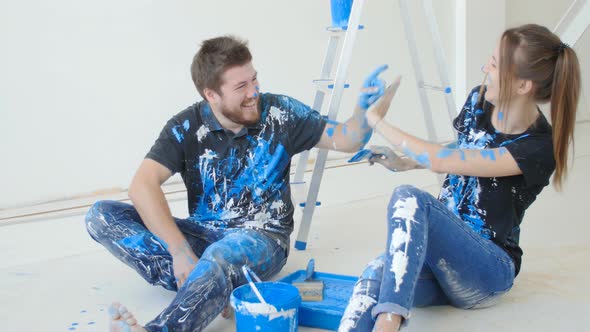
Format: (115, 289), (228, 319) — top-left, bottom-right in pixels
(84, 200), (125, 238)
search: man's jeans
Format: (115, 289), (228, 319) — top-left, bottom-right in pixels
(339, 185), (515, 331)
(85, 200), (287, 332)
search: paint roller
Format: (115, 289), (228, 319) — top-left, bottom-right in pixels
(292, 259), (324, 302)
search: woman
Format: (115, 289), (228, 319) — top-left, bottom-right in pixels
(339, 24), (581, 332)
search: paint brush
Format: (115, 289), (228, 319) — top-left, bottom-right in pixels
(292, 259), (324, 302)
(348, 149), (386, 163)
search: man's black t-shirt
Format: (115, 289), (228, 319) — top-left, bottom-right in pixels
(146, 93), (327, 249)
(438, 86), (555, 275)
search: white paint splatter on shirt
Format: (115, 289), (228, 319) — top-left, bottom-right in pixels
(196, 125), (210, 142)
(269, 106), (288, 126)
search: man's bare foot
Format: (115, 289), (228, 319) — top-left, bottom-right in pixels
(373, 313), (402, 332)
(108, 302), (147, 332)
(221, 304), (234, 319)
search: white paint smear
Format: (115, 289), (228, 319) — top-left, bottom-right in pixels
(236, 302), (296, 321)
(389, 196), (418, 292)
(338, 292), (377, 332)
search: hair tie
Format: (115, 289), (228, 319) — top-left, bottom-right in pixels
(555, 42), (569, 54)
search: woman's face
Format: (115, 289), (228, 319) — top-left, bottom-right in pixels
(482, 43), (501, 105)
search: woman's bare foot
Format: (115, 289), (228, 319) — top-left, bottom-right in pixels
(108, 302), (147, 332)
(373, 313), (402, 332)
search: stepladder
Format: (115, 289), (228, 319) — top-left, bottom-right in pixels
(292, 0), (458, 250)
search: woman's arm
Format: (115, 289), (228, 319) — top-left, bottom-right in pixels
(365, 84), (522, 178)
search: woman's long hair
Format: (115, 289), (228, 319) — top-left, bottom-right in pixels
(486, 24), (581, 189)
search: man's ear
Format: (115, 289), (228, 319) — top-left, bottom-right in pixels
(517, 79), (533, 96)
(203, 88), (220, 104)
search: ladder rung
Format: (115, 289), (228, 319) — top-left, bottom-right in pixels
(326, 25), (365, 33)
(419, 82), (452, 94)
(313, 79), (350, 90)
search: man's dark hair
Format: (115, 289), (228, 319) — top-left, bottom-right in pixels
(191, 35), (252, 99)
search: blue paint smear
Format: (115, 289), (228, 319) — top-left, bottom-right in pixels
(171, 125), (184, 143)
(87, 322), (95, 325)
(497, 111), (504, 121)
(326, 127), (335, 137)
(183, 119), (190, 131)
(118, 234), (167, 254)
(436, 148), (454, 159)
(341, 124), (348, 136)
(360, 130), (372, 149)
(480, 150), (496, 161)
(253, 92), (258, 97)
(499, 147), (508, 156)
(403, 146), (431, 168)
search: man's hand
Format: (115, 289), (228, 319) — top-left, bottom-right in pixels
(359, 65), (388, 110)
(170, 241), (199, 289)
(366, 76), (402, 128)
(367, 145), (423, 172)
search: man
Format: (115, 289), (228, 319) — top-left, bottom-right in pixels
(85, 35), (397, 332)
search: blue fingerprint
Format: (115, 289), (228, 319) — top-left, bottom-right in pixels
(480, 150), (496, 161)
(341, 124), (348, 136)
(459, 150), (466, 161)
(497, 111), (504, 122)
(183, 119), (190, 131)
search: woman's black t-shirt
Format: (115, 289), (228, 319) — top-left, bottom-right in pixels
(438, 86), (556, 275)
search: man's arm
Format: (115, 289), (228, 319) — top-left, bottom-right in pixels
(315, 65), (396, 153)
(128, 158), (198, 288)
(314, 104), (371, 153)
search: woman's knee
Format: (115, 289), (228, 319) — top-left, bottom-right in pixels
(390, 185), (424, 202)
(360, 254), (386, 280)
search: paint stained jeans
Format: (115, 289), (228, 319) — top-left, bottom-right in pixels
(84, 200), (288, 332)
(339, 185), (515, 331)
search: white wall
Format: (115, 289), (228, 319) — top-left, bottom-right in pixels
(2, 0), (470, 208)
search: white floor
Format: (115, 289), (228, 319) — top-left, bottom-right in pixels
(2, 122), (589, 332)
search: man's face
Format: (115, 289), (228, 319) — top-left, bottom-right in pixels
(216, 62), (260, 126)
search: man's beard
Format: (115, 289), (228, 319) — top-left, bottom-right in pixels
(220, 97), (261, 126)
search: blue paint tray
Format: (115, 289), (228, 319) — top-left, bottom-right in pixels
(279, 269), (358, 331)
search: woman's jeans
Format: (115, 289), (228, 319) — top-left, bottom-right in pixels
(84, 200), (287, 332)
(339, 185), (515, 331)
